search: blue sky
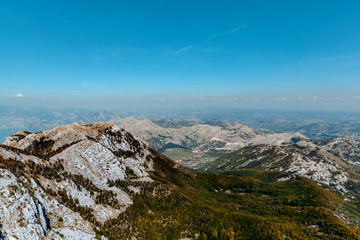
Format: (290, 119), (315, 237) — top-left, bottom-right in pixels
(1, 0), (360, 110)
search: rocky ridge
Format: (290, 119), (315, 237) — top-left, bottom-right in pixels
(116, 117), (309, 169)
(116, 117), (259, 151)
(0, 122), (160, 239)
(203, 137), (360, 198)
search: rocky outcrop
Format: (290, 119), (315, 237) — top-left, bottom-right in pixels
(0, 122), (158, 239)
(203, 138), (360, 197)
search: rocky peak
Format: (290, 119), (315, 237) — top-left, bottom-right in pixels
(0, 122), (167, 239)
(204, 139), (360, 197)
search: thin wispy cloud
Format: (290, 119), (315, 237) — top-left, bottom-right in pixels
(208, 24), (248, 40)
(150, 64), (160, 71)
(211, 28), (240, 39)
(108, 50), (119, 58)
(171, 25), (246, 58)
(226, 97), (238, 102)
(275, 97), (287, 101)
(298, 96), (304, 101)
(105, 46), (138, 58)
(92, 56), (103, 61)
(174, 45), (193, 56)
(243, 97), (259, 102)
(306, 52), (360, 66)
(80, 82), (109, 88)
(313, 96), (324, 100)
(160, 98), (179, 102)
(354, 96), (360, 99)
(14, 93), (23, 98)
(62, 18), (71, 23)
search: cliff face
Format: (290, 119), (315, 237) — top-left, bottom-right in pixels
(0, 122), (159, 239)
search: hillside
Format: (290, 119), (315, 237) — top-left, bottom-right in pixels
(0, 123), (360, 239)
(116, 117), (309, 170)
(203, 138), (360, 199)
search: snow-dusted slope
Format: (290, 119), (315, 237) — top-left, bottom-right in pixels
(0, 122), (159, 240)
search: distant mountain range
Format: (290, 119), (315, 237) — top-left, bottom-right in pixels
(1, 107), (360, 142)
(116, 117), (312, 170)
(1, 122), (360, 239)
(116, 117), (258, 149)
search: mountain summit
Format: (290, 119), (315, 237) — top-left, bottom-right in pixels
(0, 122), (160, 239)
